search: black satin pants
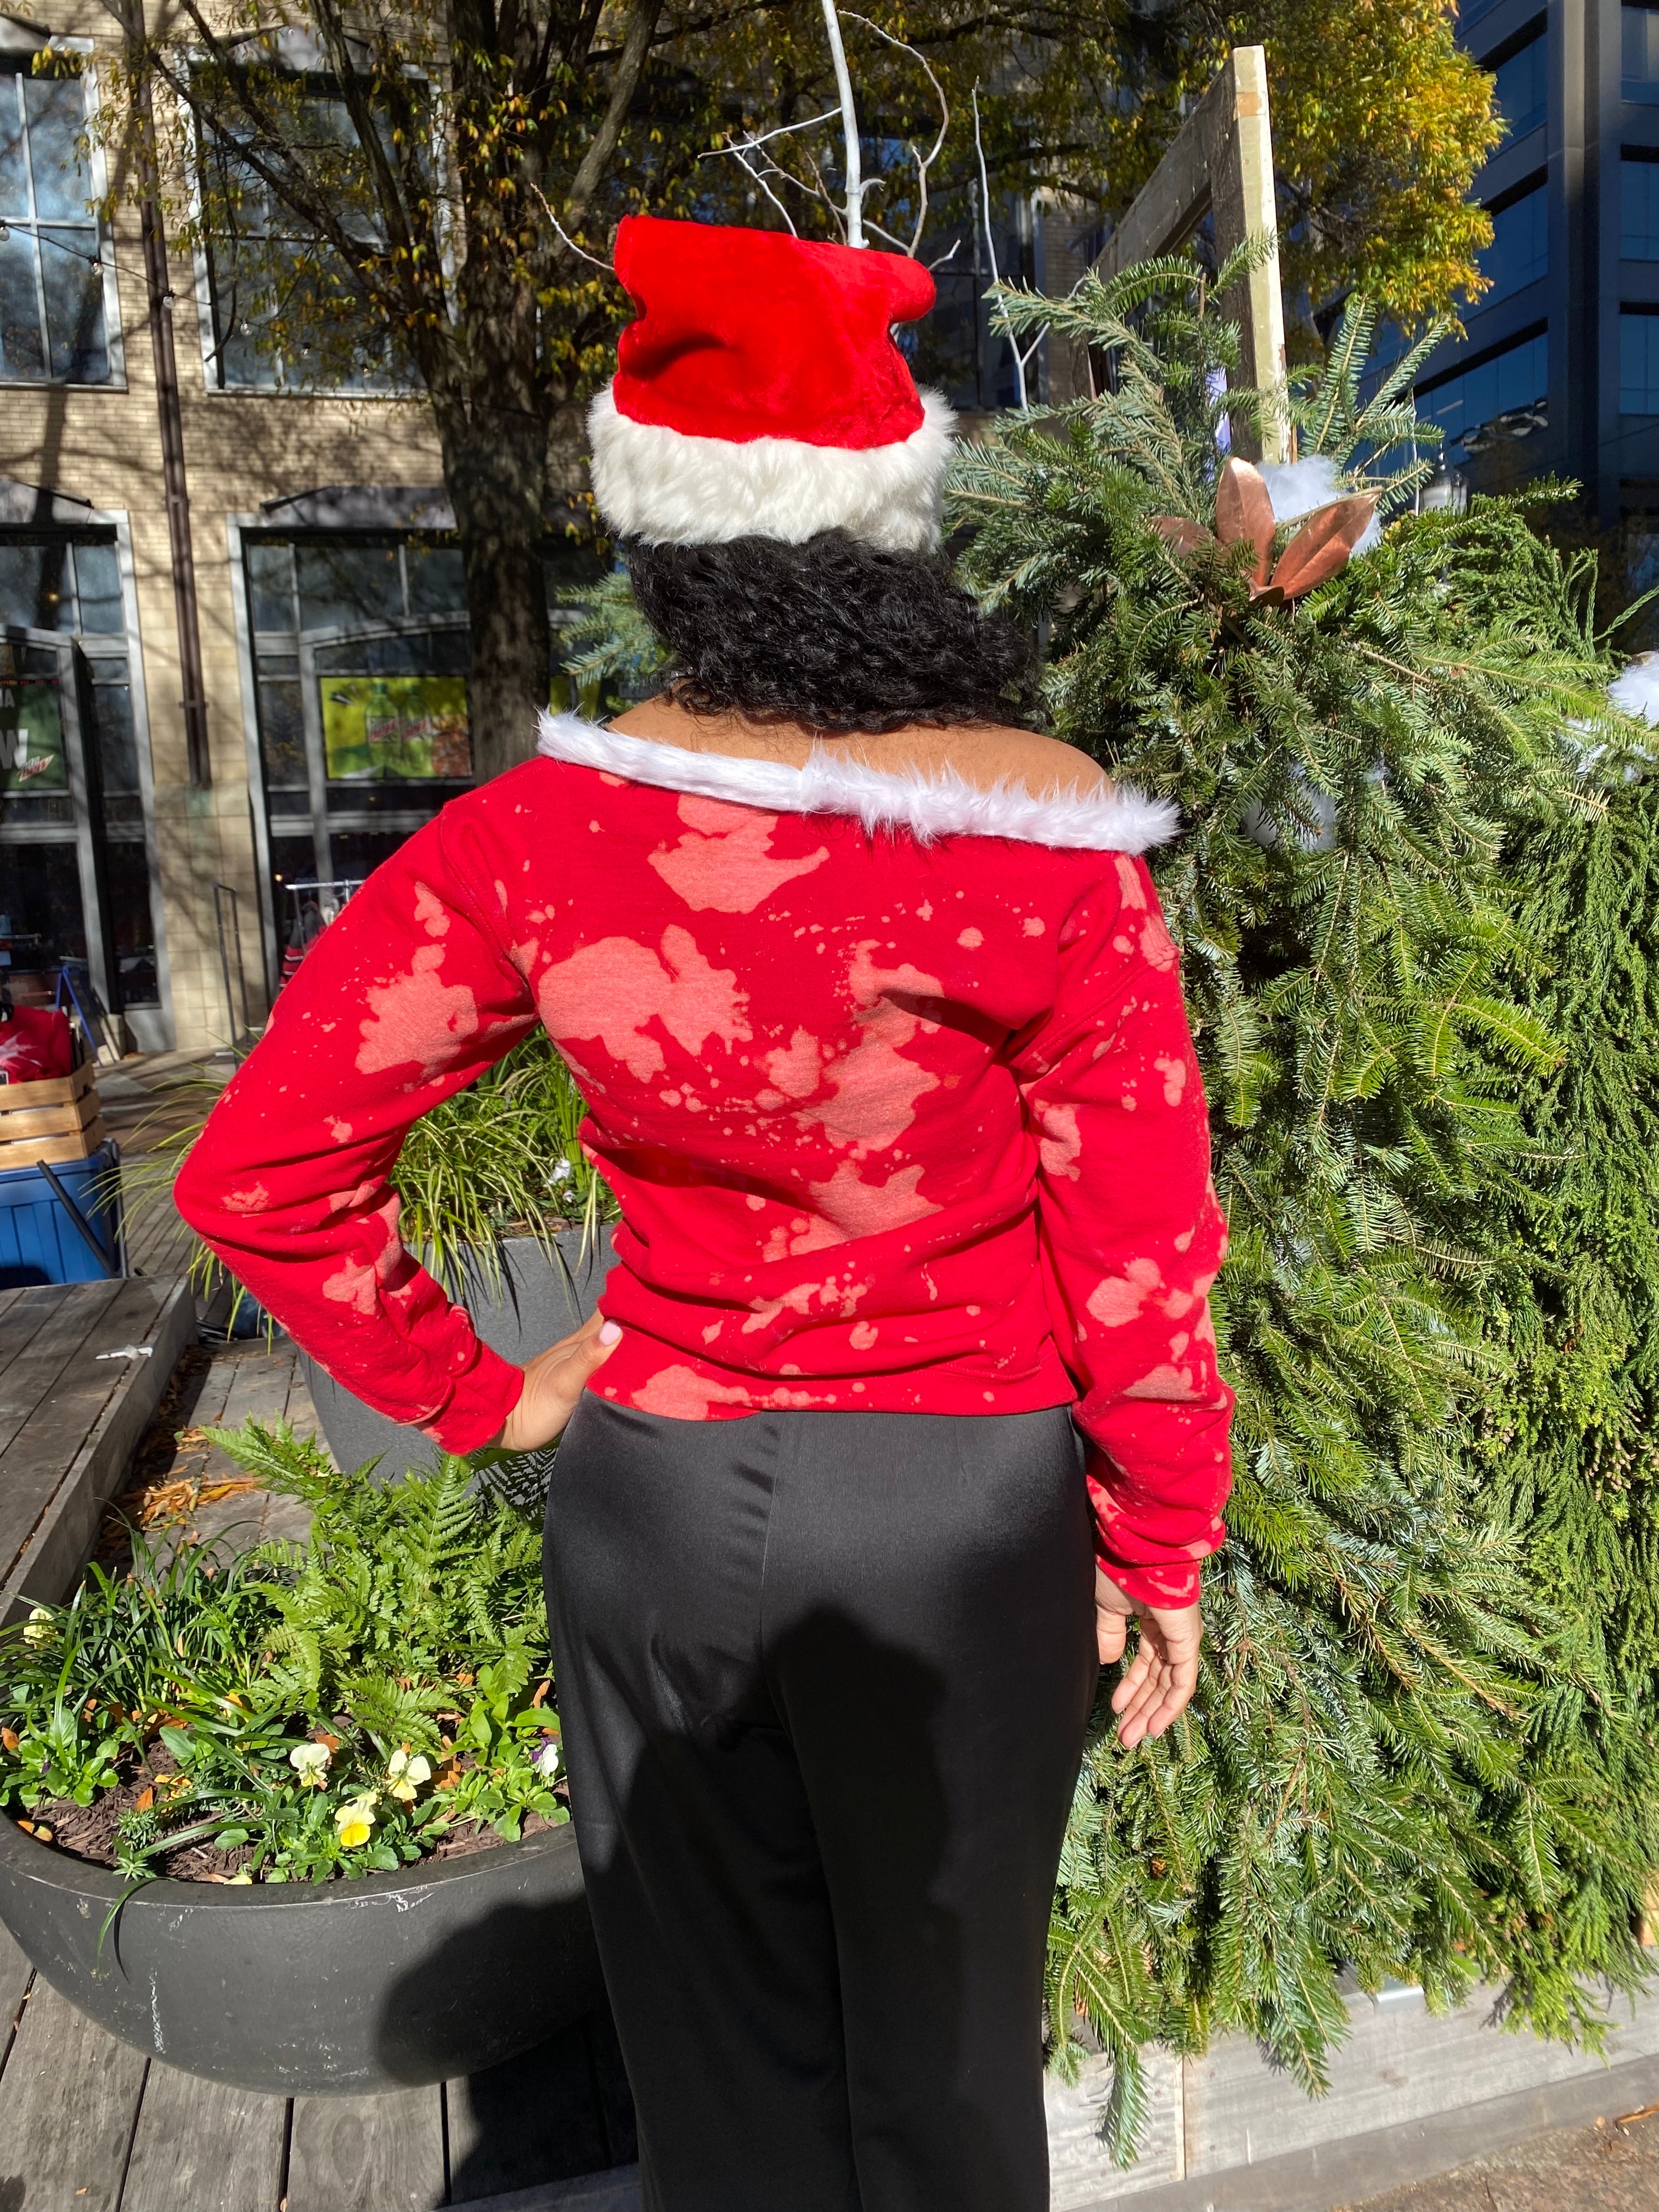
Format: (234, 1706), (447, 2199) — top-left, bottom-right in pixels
(542, 1396), (1098, 2212)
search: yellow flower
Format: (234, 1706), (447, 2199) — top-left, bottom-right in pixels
(21, 1607), (54, 1648)
(334, 1793), (379, 1849)
(289, 1741), (331, 1788)
(386, 1747), (432, 1804)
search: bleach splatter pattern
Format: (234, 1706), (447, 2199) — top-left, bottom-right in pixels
(176, 753), (1232, 1606)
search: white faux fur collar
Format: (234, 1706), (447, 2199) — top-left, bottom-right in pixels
(535, 711), (1178, 855)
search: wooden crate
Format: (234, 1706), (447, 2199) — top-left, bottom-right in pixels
(0, 1060), (106, 1170)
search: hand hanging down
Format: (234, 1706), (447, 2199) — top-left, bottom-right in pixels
(490, 1312), (624, 1454)
(1094, 1567), (1202, 1747)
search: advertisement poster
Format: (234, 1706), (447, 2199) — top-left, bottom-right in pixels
(0, 678), (66, 797)
(321, 675), (472, 781)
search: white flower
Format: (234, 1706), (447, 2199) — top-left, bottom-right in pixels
(552, 1159), (573, 1183)
(289, 1741), (331, 1787)
(386, 1747), (433, 1804)
(533, 1737), (561, 1782)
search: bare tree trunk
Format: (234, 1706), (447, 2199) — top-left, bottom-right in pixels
(440, 405), (552, 783)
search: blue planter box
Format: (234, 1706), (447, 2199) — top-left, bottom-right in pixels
(0, 1142), (124, 1287)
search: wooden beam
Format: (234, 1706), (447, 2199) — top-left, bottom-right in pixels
(1092, 46), (1287, 461)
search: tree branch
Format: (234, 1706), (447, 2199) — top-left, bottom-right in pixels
(558, 0), (662, 240)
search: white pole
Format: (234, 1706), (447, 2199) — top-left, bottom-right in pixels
(820, 0), (864, 246)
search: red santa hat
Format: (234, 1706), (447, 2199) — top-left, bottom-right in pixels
(588, 215), (956, 555)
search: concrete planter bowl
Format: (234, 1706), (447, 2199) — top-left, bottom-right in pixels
(0, 1812), (603, 2094)
(302, 1228), (615, 1476)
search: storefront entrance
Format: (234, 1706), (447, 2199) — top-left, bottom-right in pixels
(0, 628), (124, 1024)
(292, 616), (472, 886)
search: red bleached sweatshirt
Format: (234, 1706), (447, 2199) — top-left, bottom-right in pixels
(176, 714), (1234, 1606)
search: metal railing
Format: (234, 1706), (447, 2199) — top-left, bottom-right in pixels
(213, 881), (255, 1051)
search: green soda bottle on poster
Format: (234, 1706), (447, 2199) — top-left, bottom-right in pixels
(365, 678), (398, 776)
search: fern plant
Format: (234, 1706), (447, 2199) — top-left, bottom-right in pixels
(955, 262), (1656, 2154)
(0, 1421), (568, 1883)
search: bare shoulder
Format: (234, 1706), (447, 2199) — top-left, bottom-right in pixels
(953, 724), (1111, 797)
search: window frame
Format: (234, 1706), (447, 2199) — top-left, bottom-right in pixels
(1621, 303), (1659, 413)
(185, 63), (425, 399)
(0, 49), (124, 391)
(1415, 326), (1549, 461)
(1477, 173), (1549, 306)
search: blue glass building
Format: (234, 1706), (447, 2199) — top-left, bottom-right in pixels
(1412, 0), (1659, 521)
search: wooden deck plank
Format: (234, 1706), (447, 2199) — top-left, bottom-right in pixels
(447, 2025), (612, 2205)
(125, 1205), (192, 1283)
(0, 1923), (35, 2055)
(183, 1342), (245, 1435)
(0, 1281), (194, 1618)
(0, 1282), (120, 1458)
(199, 1351), (298, 1476)
(287, 2085), (445, 2212)
(0, 1279), (179, 1583)
(119, 2062), (286, 2212)
(0, 1285), (59, 1348)
(0, 1979), (147, 2210)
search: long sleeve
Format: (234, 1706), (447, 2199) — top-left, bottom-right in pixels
(1014, 855), (1233, 1609)
(174, 813), (539, 1454)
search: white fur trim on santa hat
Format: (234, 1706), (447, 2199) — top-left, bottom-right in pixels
(536, 710), (1180, 854)
(588, 385), (957, 552)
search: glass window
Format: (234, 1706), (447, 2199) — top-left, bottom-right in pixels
(71, 541), (122, 634)
(89, 661), (138, 793)
(1418, 332), (1549, 460)
(1496, 35), (1547, 136)
(102, 838), (158, 1006)
(270, 832), (315, 893)
(1479, 185), (1548, 304)
(0, 71), (110, 384)
(248, 540), (297, 631)
(0, 541), (67, 629)
(328, 828), (416, 881)
(0, 535), (123, 633)
(1627, 156), (1659, 258)
(404, 543), (466, 618)
(256, 675), (307, 787)
(0, 842), (86, 984)
(1629, 7), (1659, 100)
(200, 92), (410, 393)
(1622, 310), (1659, 409)
(296, 540), (403, 630)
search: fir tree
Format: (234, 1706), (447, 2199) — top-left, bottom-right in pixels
(951, 257), (1658, 2153)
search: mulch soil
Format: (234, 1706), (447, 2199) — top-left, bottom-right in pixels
(20, 1735), (567, 1883)
(18, 1344), (569, 1884)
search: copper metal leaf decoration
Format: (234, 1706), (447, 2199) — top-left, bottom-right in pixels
(1150, 458), (1378, 605)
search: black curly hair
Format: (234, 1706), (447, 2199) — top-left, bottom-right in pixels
(623, 529), (1037, 735)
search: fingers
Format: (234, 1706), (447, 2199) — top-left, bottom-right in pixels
(1107, 1603), (1203, 1748)
(498, 1312), (623, 1453)
(1095, 1604), (1128, 1667)
(572, 1312), (623, 1365)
